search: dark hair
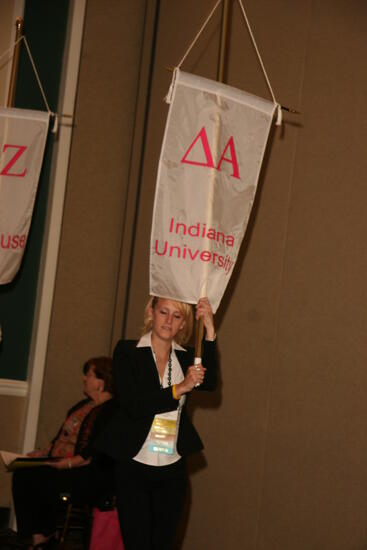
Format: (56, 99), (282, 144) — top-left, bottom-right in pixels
(83, 356), (114, 394)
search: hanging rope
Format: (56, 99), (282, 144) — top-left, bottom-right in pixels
(0, 35), (59, 132)
(0, 35), (22, 65)
(177, 0), (223, 69)
(236, 0), (281, 125)
(22, 37), (51, 114)
(173, 0), (282, 125)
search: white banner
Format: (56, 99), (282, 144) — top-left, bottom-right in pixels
(150, 70), (276, 313)
(0, 107), (49, 284)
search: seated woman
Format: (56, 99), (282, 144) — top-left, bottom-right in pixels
(12, 356), (115, 549)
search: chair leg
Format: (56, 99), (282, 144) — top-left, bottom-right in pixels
(59, 502), (73, 546)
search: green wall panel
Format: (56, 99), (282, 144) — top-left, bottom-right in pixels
(0, 0), (70, 380)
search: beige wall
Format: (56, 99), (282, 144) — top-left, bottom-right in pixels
(122, 1), (367, 549)
(36, 0), (153, 446)
(0, 397), (26, 507)
(3, 0), (367, 548)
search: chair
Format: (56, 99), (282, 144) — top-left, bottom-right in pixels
(57, 493), (92, 549)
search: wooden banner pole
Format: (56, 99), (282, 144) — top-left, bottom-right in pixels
(194, 0), (230, 359)
(217, 0), (231, 83)
(7, 17), (24, 108)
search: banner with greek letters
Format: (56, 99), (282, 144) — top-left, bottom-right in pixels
(0, 107), (49, 284)
(150, 70), (276, 313)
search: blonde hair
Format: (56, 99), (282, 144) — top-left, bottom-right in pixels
(142, 296), (194, 345)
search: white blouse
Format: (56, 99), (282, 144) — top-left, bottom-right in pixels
(133, 331), (186, 466)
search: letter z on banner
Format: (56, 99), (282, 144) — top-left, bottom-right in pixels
(0, 107), (49, 284)
(150, 70), (276, 313)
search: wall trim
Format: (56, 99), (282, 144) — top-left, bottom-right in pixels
(21, 0), (87, 453)
(0, 378), (28, 397)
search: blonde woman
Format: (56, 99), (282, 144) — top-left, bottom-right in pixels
(98, 296), (218, 550)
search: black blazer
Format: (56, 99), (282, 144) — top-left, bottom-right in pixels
(97, 338), (218, 461)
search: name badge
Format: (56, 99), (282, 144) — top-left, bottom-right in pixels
(148, 416), (177, 455)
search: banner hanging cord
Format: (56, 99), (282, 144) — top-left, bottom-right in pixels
(173, 0), (290, 126)
(236, 0), (281, 124)
(0, 35), (72, 133)
(176, 0), (223, 69)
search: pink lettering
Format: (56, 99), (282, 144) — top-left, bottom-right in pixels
(1, 144), (27, 177)
(181, 127), (215, 168)
(200, 251), (211, 262)
(11, 235), (19, 249)
(169, 246), (181, 258)
(168, 217), (235, 248)
(155, 240), (167, 256)
(216, 136), (240, 179)
(1, 235), (10, 249)
(188, 223), (200, 237)
(188, 249), (199, 260)
(0, 233), (27, 249)
(181, 128), (240, 179)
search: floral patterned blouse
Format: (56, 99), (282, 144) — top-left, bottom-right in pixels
(48, 398), (114, 459)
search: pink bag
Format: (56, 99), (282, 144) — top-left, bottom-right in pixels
(89, 507), (124, 550)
